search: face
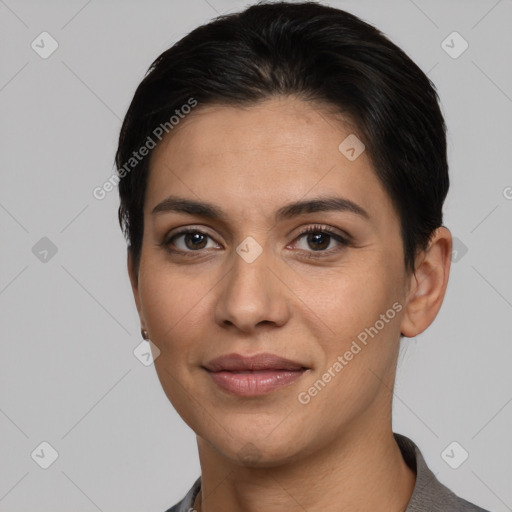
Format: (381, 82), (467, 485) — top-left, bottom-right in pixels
(129, 96), (414, 467)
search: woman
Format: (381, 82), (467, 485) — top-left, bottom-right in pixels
(115, 2), (490, 511)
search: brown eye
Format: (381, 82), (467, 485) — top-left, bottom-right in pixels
(304, 231), (331, 251)
(165, 229), (219, 253)
(292, 224), (349, 256)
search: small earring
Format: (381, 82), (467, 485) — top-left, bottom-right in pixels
(141, 329), (149, 340)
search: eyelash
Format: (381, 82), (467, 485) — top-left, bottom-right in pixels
(290, 225), (350, 258)
(162, 224), (350, 259)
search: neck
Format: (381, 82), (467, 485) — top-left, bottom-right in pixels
(194, 423), (416, 512)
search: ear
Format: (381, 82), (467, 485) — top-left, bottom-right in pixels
(127, 250), (147, 332)
(400, 227), (452, 338)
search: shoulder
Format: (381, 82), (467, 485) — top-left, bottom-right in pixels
(163, 476), (201, 512)
(410, 475), (491, 512)
(394, 434), (492, 512)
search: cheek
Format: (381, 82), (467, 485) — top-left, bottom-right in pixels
(303, 257), (400, 336)
(295, 285), (402, 430)
(138, 265), (213, 425)
(306, 255), (404, 385)
(138, 262), (209, 354)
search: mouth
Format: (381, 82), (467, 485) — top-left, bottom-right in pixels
(203, 352), (309, 397)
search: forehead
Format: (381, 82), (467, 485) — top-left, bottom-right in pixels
(150, 96), (354, 172)
(145, 96), (396, 226)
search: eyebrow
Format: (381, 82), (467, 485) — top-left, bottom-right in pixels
(152, 195), (370, 221)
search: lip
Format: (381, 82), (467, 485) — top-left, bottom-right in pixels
(204, 352), (306, 372)
(203, 352), (308, 397)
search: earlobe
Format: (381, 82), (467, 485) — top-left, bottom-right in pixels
(400, 227), (452, 338)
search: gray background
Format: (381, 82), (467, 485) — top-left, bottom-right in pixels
(1, 0), (511, 510)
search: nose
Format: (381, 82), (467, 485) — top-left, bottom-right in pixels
(213, 244), (291, 334)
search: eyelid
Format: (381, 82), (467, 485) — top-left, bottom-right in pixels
(165, 225), (214, 238)
(289, 223), (351, 243)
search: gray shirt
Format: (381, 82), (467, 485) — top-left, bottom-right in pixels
(164, 433), (490, 512)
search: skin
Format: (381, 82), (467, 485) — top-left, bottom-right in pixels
(128, 96), (452, 512)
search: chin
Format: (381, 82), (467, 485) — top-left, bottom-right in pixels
(205, 426), (307, 468)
